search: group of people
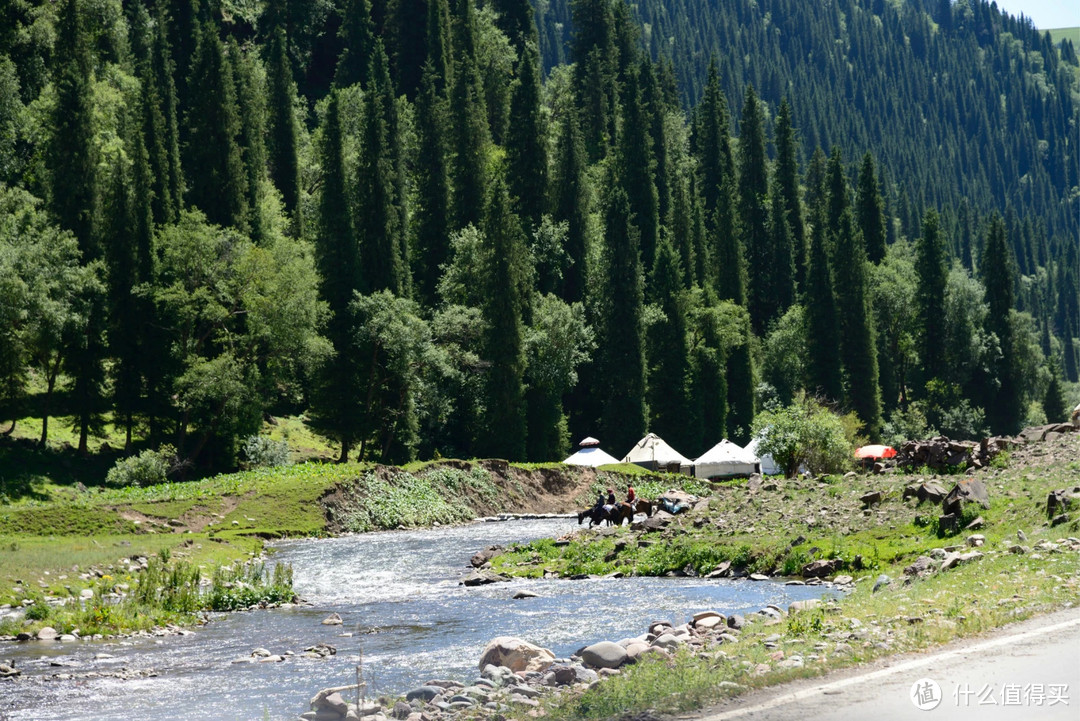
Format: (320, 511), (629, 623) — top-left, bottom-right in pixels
(594, 486), (636, 516)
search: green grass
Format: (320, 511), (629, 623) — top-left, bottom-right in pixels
(1046, 27), (1080, 45)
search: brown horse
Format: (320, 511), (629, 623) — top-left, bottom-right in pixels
(608, 499), (655, 526)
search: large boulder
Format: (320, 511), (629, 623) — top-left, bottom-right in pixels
(942, 478), (990, 516)
(478, 637), (554, 673)
(461, 570), (509, 587)
(579, 641), (628, 669)
(801, 558), (842, 578)
(470, 546), (504, 568)
(1047, 488), (1080, 518)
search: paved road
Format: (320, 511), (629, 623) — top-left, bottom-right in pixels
(692, 607), (1080, 721)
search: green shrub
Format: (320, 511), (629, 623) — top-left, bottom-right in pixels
(105, 446), (178, 488)
(25, 600), (50, 621)
(242, 435), (292, 469)
(752, 394), (855, 477)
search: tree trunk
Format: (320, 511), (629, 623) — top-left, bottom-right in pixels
(39, 355), (60, 447)
(124, 413), (133, 453)
(337, 440), (351, 463)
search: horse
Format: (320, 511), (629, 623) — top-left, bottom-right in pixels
(577, 506), (609, 527)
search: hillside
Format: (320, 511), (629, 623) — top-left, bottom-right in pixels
(0, 0), (1077, 476)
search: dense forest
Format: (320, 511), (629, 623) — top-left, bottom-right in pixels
(0, 0), (1077, 470)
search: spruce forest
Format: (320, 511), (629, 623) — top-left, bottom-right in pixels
(1, 0), (1077, 471)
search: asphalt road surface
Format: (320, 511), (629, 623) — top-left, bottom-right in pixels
(690, 607), (1080, 721)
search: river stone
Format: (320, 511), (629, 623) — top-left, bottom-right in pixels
(788, 599), (821, 614)
(694, 614), (725, 630)
(623, 640), (651, 662)
(36, 627), (58, 641)
(321, 613), (343, 626)
(749, 573), (770, 581)
(58, 634), (77, 642)
(512, 590), (539, 599)
(251, 647), (272, 657)
(404, 686), (443, 702)
(478, 637), (555, 673)
(391, 701), (411, 719)
(651, 633), (682, 652)
(320, 692), (349, 715)
(727, 614), (745, 630)
(311, 685), (360, 710)
(580, 641), (627, 669)
(802, 559), (842, 577)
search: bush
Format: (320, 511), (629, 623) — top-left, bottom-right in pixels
(105, 445), (178, 488)
(752, 394), (855, 477)
(241, 435), (292, 469)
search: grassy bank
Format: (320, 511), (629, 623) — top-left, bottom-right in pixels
(1, 444), (692, 634)
(484, 434), (1080, 720)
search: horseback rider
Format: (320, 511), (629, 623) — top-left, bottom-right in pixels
(603, 487), (617, 515)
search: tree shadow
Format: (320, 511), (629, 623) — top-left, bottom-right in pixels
(0, 437), (117, 502)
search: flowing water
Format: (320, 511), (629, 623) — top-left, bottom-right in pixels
(0, 518), (835, 721)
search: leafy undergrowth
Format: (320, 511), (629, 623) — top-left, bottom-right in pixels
(0, 555), (295, 637)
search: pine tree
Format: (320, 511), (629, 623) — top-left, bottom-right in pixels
(641, 58), (671, 224)
(309, 92), (363, 462)
(553, 105), (590, 304)
(832, 207), (882, 438)
(481, 173), (529, 460)
(232, 40), (269, 242)
(49, 0), (97, 257)
(855, 152), (887, 264)
(767, 171), (796, 320)
(618, 66), (660, 274)
(50, 0), (106, 454)
(489, 0), (538, 54)
(266, 28), (303, 234)
(412, 61), (452, 306)
(982, 214), (1022, 435)
(737, 86), (771, 335)
(570, 0), (615, 161)
(804, 209), (843, 403)
(598, 186), (647, 454)
(825, 146), (849, 239)
(336, 0), (374, 88)
(104, 142), (140, 451)
(152, 1), (183, 223)
(184, 21), (248, 231)
(358, 41), (407, 295)
(449, 0), (489, 230)
(916, 208), (948, 387)
(688, 300), (729, 453)
(1043, 365), (1068, 423)
(697, 60), (734, 229)
(505, 42), (547, 234)
(773, 100), (806, 290)
(647, 238), (691, 449)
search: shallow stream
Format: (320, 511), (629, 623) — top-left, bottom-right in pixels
(0, 518), (834, 720)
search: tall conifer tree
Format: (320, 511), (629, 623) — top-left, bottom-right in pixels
(553, 105), (589, 304)
(505, 42), (547, 234)
(647, 239), (691, 449)
(266, 28), (303, 234)
(916, 208), (948, 387)
(412, 61), (452, 305)
(737, 86), (770, 335)
(482, 174), (529, 459)
(449, 0), (489, 230)
(336, 0), (374, 88)
(773, 100), (806, 290)
(804, 209), (843, 403)
(855, 152), (887, 264)
(232, 40), (269, 242)
(982, 214), (1022, 434)
(767, 172), (796, 320)
(309, 92), (363, 461)
(185, 21), (248, 230)
(358, 42), (406, 295)
(832, 208), (882, 438)
(618, 66), (660, 274)
(598, 187), (647, 454)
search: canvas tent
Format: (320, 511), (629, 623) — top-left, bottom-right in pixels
(622, 433), (692, 473)
(563, 444), (620, 467)
(744, 437), (781, 476)
(685, 439), (760, 478)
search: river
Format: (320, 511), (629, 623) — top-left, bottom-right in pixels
(0, 518), (835, 721)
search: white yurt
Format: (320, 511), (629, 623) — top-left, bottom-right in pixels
(563, 437), (620, 467)
(744, 436), (781, 476)
(688, 439), (760, 478)
(622, 433), (692, 473)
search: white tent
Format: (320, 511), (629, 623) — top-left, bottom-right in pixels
(745, 437), (782, 476)
(687, 439), (760, 478)
(563, 446), (620, 467)
(622, 433), (692, 473)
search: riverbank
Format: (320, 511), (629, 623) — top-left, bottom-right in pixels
(0, 454), (674, 636)
(429, 431), (1080, 721)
